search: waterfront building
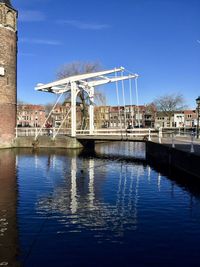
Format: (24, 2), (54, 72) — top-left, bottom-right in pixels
(50, 104), (71, 128)
(48, 103), (83, 129)
(109, 106), (121, 128)
(95, 105), (155, 129)
(94, 105), (110, 128)
(16, 102), (197, 131)
(17, 104), (46, 127)
(155, 112), (175, 128)
(184, 110), (196, 127)
(0, 0), (17, 147)
(144, 104), (156, 128)
(173, 112), (185, 127)
(155, 110), (197, 129)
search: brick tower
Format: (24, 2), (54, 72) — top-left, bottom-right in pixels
(0, 0), (17, 148)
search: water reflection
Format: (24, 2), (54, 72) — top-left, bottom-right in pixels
(1, 145), (200, 266)
(95, 141), (146, 159)
(0, 150), (19, 266)
(36, 155), (141, 241)
(29, 145), (200, 245)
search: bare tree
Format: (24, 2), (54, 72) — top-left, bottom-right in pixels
(44, 103), (55, 119)
(56, 61), (106, 130)
(57, 61), (102, 79)
(153, 93), (187, 125)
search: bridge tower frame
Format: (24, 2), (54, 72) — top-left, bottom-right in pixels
(35, 67), (138, 137)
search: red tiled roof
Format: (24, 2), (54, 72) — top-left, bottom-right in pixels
(184, 110), (196, 114)
(18, 104), (45, 111)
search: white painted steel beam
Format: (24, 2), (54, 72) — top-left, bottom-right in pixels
(86, 74), (138, 87)
(35, 66), (139, 138)
(35, 67), (125, 93)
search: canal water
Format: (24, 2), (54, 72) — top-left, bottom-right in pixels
(0, 142), (200, 266)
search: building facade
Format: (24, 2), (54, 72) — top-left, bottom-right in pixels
(17, 104), (46, 127)
(0, 0), (17, 147)
(94, 105), (155, 129)
(174, 112), (185, 127)
(16, 103), (198, 131)
(50, 104), (71, 128)
(184, 110), (196, 127)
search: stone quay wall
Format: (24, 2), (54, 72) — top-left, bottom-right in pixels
(146, 141), (200, 179)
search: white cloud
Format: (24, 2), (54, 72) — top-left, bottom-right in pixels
(57, 20), (110, 30)
(19, 10), (46, 22)
(19, 38), (62, 46)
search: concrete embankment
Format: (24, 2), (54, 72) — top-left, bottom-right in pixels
(146, 141), (200, 179)
(13, 136), (83, 149)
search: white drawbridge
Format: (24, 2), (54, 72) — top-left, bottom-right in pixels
(35, 67), (139, 137)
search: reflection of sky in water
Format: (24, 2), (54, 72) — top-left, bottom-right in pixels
(36, 158), (142, 242)
(95, 141), (146, 159)
(1, 145), (200, 266)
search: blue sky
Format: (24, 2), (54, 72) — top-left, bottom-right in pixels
(13, 0), (200, 108)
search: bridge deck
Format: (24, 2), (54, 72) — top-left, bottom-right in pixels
(76, 135), (148, 142)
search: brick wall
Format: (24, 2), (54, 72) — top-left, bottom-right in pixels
(0, 4), (17, 147)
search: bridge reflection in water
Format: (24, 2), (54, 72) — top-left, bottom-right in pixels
(36, 156), (141, 238)
(1, 144), (200, 266)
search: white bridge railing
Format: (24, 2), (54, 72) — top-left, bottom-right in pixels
(15, 127), (158, 140)
(76, 128), (158, 139)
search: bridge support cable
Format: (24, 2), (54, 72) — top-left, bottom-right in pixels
(129, 78), (134, 128)
(125, 68), (140, 128)
(121, 71), (127, 130)
(135, 77), (140, 128)
(34, 93), (64, 140)
(115, 71), (122, 130)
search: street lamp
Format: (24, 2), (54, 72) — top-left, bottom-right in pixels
(196, 96), (200, 139)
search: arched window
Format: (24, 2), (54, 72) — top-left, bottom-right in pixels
(0, 10), (2, 24)
(6, 11), (15, 28)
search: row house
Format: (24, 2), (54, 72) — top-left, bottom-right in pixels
(155, 112), (175, 128)
(174, 112), (185, 127)
(50, 103), (84, 129)
(94, 106), (110, 128)
(94, 105), (155, 129)
(17, 104), (198, 130)
(50, 104), (71, 128)
(184, 110), (196, 127)
(17, 104), (46, 127)
(155, 110), (197, 128)
(17, 103), (83, 129)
